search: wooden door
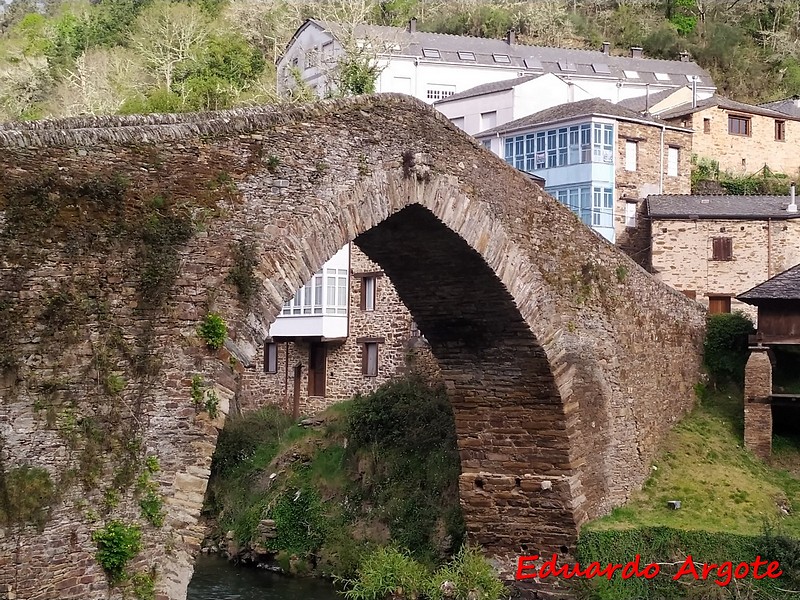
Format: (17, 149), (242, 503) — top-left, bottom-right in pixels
(308, 343), (327, 397)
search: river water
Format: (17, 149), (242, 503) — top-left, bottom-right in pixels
(187, 554), (342, 600)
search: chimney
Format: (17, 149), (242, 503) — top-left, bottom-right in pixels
(506, 29), (516, 45)
(680, 51), (690, 62)
(789, 182), (797, 213)
(408, 17), (417, 33)
(630, 46), (643, 58)
(691, 76), (697, 108)
(601, 41), (610, 55)
(794, 95), (800, 108)
(644, 83), (650, 114)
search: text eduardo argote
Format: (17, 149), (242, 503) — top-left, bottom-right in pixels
(516, 553), (783, 587)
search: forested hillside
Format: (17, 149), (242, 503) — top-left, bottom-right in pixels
(2, 0), (800, 121)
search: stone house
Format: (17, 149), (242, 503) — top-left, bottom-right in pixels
(652, 95), (800, 176)
(475, 98), (692, 244)
(279, 19), (714, 105)
(238, 244), (437, 416)
(648, 193), (800, 317)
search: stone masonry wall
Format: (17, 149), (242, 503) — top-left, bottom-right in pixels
(238, 243), (435, 416)
(651, 217), (800, 318)
(0, 95), (705, 599)
(744, 349), (773, 459)
(670, 107), (800, 176)
(615, 121), (691, 260)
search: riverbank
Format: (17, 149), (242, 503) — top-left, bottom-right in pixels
(201, 376), (464, 578)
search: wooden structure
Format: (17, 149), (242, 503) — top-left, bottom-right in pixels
(738, 264), (800, 458)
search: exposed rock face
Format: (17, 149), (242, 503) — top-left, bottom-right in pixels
(0, 94), (705, 599)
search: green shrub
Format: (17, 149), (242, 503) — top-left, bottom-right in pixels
(428, 545), (506, 600)
(139, 488), (165, 528)
(270, 486), (327, 554)
(131, 571), (156, 600)
(92, 520), (143, 583)
(198, 313), (227, 350)
(340, 546), (430, 600)
(0, 464), (57, 529)
(703, 312), (755, 387)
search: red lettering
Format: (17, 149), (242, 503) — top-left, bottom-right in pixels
(539, 553), (563, 579)
(701, 562), (719, 579)
(751, 556), (769, 580)
(621, 555), (644, 580)
(673, 556), (700, 581)
(515, 556), (539, 581)
(733, 562), (749, 579)
(561, 563), (586, 579)
(766, 561), (783, 579)
(642, 563), (660, 579)
(583, 563), (602, 579)
(715, 562), (733, 587)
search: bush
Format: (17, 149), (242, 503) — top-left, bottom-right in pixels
(0, 464), (57, 529)
(340, 546), (430, 600)
(198, 312), (227, 350)
(428, 545), (506, 600)
(210, 407), (294, 477)
(703, 312), (755, 387)
(92, 520), (143, 583)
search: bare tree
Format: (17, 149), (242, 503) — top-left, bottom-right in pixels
(132, 1), (208, 90)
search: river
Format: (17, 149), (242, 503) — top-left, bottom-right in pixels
(187, 554), (343, 600)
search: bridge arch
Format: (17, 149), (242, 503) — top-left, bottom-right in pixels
(0, 95), (704, 599)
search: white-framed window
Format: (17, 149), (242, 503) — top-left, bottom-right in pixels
(592, 123), (614, 164)
(654, 72), (671, 81)
(504, 123), (594, 171)
(326, 268), (348, 315)
(667, 146), (679, 176)
(625, 140), (637, 171)
(625, 202), (637, 227)
(426, 84), (455, 100)
(480, 111), (497, 129)
(623, 70), (639, 79)
(362, 276), (376, 311)
(264, 342), (278, 373)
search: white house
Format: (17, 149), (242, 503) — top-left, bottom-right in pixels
(435, 72), (593, 135)
(278, 19), (715, 105)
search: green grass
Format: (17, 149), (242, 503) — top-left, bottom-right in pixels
(585, 385), (800, 537)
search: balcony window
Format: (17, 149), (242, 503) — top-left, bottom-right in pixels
(504, 122), (607, 172)
(281, 270), (347, 316)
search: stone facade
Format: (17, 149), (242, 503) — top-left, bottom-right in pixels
(238, 244), (435, 416)
(650, 217), (800, 317)
(0, 95), (705, 599)
(615, 121), (691, 258)
(665, 105), (800, 175)
(744, 349), (773, 459)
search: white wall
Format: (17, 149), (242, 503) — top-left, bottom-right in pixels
(436, 89), (514, 134)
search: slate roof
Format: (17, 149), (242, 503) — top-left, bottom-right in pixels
(738, 264), (800, 302)
(760, 96), (800, 118)
(656, 95), (800, 121)
(435, 74), (541, 103)
(617, 87), (685, 113)
(476, 98), (677, 137)
(647, 194), (800, 219)
(302, 19), (713, 87)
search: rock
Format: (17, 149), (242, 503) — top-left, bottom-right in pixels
(440, 580), (456, 597)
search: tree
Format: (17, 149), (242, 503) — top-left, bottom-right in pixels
(131, 1), (208, 90)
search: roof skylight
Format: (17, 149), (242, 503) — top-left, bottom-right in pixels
(654, 72), (670, 81)
(493, 53), (511, 64)
(458, 51), (476, 61)
(524, 58), (543, 70)
(422, 48), (441, 58)
(592, 63), (610, 74)
(558, 61), (576, 72)
(623, 70), (640, 79)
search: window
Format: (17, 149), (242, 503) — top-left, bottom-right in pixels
(422, 48), (440, 58)
(703, 118), (711, 134)
(654, 73), (671, 81)
(322, 41), (334, 62)
(325, 268), (348, 314)
(708, 296), (731, 314)
(776, 119), (786, 141)
(450, 116), (465, 130)
(592, 123), (614, 163)
(426, 85), (455, 100)
(623, 70), (639, 79)
(667, 146), (679, 176)
(493, 53), (511, 63)
(282, 273), (325, 315)
(625, 140), (637, 172)
(711, 237), (733, 261)
(480, 111), (497, 130)
(361, 276), (377, 311)
(524, 58), (543, 70)
(592, 63), (610, 74)
(728, 115), (751, 136)
(547, 185), (609, 229)
(457, 51), (476, 61)
(558, 61), (576, 72)
(264, 342), (278, 373)
(625, 202), (637, 227)
(482, 139), (491, 150)
(304, 48), (318, 70)
(504, 122), (602, 172)
(361, 341), (380, 376)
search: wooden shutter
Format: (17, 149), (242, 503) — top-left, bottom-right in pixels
(712, 237), (732, 260)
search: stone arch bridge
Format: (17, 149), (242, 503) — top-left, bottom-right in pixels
(0, 95), (704, 599)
